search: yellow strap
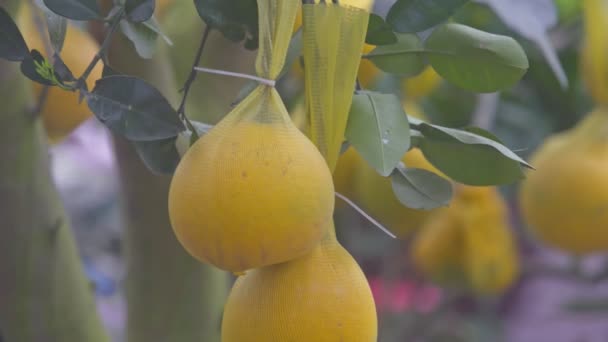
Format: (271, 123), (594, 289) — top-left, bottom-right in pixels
(302, 3), (369, 172)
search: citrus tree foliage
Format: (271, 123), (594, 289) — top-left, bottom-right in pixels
(0, 0), (532, 209)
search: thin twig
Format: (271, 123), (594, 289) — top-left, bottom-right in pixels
(335, 192), (396, 238)
(76, 7), (124, 90)
(176, 26), (211, 135)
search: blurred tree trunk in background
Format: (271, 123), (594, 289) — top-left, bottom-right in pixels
(0, 3), (109, 340)
(107, 28), (229, 342)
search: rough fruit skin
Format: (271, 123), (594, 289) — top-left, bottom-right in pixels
(519, 108), (608, 254)
(19, 7), (102, 144)
(334, 147), (445, 238)
(168, 118), (335, 272)
(221, 235), (377, 342)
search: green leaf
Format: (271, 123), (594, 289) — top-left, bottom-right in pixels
(125, 0), (155, 23)
(425, 23), (529, 92)
(120, 19), (158, 59)
(414, 122), (531, 185)
(391, 164), (453, 210)
(87, 75), (185, 141)
(34, 0), (68, 53)
(193, 0), (258, 49)
(0, 7), (29, 61)
(387, 0), (469, 33)
(133, 136), (180, 175)
(44, 12), (67, 53)
(479, 0), (567, 89)
(52, 53), (76, 83)
(366, 14), (397, 46)
(43, 0), (101, 21)
(365, 33), (426, 76)
(346, 92), (411, 177)
(461, 126), (503, 143)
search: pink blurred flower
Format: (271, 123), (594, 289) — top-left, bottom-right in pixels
(369, 277), (442, 314)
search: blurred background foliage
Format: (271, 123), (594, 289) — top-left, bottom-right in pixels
(24, 0), (608, 341)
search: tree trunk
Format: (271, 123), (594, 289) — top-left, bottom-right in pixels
(108, 31), (228, 342)
(0, 32), (109, 342)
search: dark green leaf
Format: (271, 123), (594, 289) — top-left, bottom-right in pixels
(391, 165), (453, 210)
(20, 50), (55, 86)
(52, 53), (75, 83)
(126, 0), (155, 22)
(193, 0), (258, 49)
(387, 0), (469, 33)
(365, 33), (426, 76)
(87, 75), (185, 141)
(133, 136), (180, 175)
(0, 7), (29, 61)
(346, 91), (410, 177)
(425, 23), (529, 92)
(415, 123), (531, 185)
(461, 126), (503, 143)
(366, 14), (397, 46)
(43, 0), (101, 21)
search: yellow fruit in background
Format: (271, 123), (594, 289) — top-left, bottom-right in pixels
(459, 187), (519, 294)
(221, 233), (377, 342)
(333, 146), (445, 238)
(519, 107), (608, 254)
(155, 0), (176, 19)
(358, 43), (380, 88)
(402, 66), (442, 100)
(412, 186), (519, 295)
(18, 6), (102, 144)
(411, 208), (465, 287)
(168, 107), (335, 272)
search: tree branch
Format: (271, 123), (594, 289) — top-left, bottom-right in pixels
(176, 25), (212, 138)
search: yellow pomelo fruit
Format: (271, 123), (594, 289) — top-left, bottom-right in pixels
(412, 186), (519, 295)
(168, 117), (335, 272)
(402, 66), (442, 100)
(19, 6), (102, 144)
(221, 234), (377, 342)
(519, 107), (608, 254)
(333, 146), (445, 238)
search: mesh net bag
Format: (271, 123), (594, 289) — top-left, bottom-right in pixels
(168, 0), (335, 273)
